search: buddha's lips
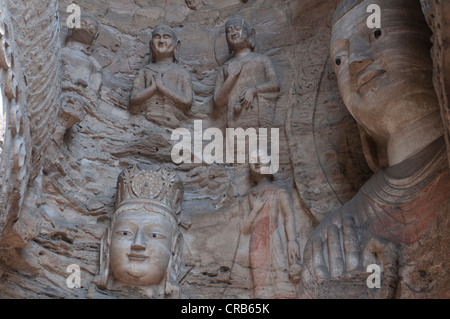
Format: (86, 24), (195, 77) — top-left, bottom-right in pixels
(127, 253), (149, 261)
(358, 69), (386, 93)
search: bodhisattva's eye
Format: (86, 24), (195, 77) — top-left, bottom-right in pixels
(118, 231), (133, 237)
(374, 29), (382, 39)
(149, 232), (166, 239)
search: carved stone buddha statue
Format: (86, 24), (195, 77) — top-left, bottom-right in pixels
(214, 16), (280, 130)
(96, 165), (185, 298)
(299, 0), (450, 299)
(130, 25), (193, 129)
(61, 13), (102, 97)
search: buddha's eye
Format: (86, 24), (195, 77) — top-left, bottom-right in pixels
(374, 29), (382, 39)
(149, 232), (166, 239)
(335, 58), (342, 66)
(118, 231), (132, 237)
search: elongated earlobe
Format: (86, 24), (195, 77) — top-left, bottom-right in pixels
(165, 232), (183, 297)
(250, 28), (256, 51)
(174, 40), (181, 63)
(95, 226), (111, 289)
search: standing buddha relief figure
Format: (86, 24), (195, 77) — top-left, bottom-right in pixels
(61, 13), (102, 99)
(130, 25), (193, 129)
(214, 15), (280, 131)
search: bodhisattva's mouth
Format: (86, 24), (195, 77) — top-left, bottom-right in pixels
(127, 253), (149, 261)
(357, 69), (386, 94)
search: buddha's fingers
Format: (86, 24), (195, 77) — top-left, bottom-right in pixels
(311, 236), (329, 280)
(327, 224), (345, 278)
(342, 216), (360, 271)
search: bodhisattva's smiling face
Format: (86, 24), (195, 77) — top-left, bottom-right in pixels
(110, 209), (174, 286)
(226, 21), (252, 52)
(151, 28), (177, 60)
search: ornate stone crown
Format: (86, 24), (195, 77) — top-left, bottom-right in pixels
(115, 164), (184, 216)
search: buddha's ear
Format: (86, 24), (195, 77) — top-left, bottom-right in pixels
(358, 124), (387, 171)
(94, 226), (111, 289)
(165, 232), (183, 297)
(149, 41), (155, 63)
(174, 40), (181, 63)
(249, 27), (256, 51)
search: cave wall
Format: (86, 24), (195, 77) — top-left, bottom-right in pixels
(0, 0), (402, 298)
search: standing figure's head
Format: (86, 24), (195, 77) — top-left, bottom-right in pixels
(70, 14), (99, 46)
(331, 0), (441, 168)
(185, 0), (198, 10)
(97, 165), (185, 298)
(150, 25), (180, 63)
(225, 16), (256, 54)
(249, 149), (274, 182)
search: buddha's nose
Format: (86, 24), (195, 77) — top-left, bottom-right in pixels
(349, 37), (374, 75)
(131, 230), (146, 251)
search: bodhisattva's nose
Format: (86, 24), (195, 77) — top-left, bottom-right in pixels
(131, 229), (146, 251)
(349, 37), (374, 76)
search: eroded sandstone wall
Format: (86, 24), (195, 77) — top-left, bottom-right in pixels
(0, 0), (372, 298)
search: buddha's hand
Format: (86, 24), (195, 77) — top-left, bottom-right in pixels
(287, 240), (301, 266)
(154, 73), (165, 90)
(240, 87), (257, 110)
(299, 216), (399, 299)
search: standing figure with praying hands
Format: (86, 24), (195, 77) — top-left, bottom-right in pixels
(130, 25), (193, 129)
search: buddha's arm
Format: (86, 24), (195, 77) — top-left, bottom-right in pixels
(155, 72), (193, 113)
(214, 64), (241, 110)
(279, 190), (300, 263)
(240, 58), (280, 109)
(129, 70), (157, 112)
(255, 58), (280, 94)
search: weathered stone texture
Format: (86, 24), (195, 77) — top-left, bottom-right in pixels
(4, 0), (448, 299)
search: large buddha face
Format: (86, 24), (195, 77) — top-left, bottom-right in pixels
(330, 0), (438, 142)
(109, 207), (174, 287)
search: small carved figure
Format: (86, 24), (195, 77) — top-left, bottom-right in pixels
(214, 16), (280, 129)
(130, 25), (193, 129)
(96, 165), (186, 299)
(185, 0), (202, 10)
(242, 151), (301, 299)
(61, 13), (102, 97)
